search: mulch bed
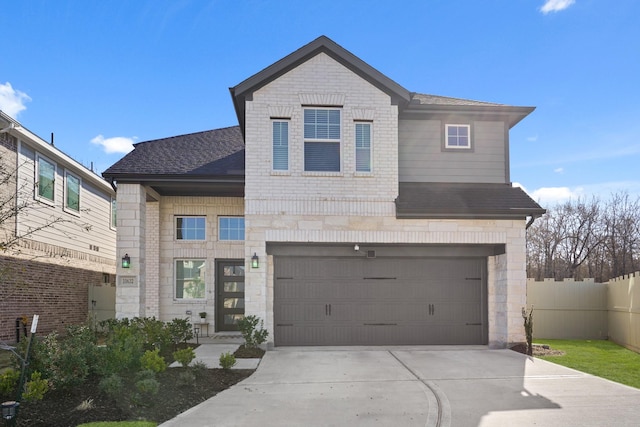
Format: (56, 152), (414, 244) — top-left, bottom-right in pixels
(510, 343), (566, 356)
(5, 368), (253, 427)
(233, 344), (265, 359)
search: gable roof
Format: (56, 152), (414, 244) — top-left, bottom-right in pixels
(230, 35), (413, 136)
(395, 182), (545, 219)
(102, 126), (245, 196)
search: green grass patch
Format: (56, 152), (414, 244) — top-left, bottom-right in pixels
(76, 422), (157, 427)
(535, 339), (640, 389)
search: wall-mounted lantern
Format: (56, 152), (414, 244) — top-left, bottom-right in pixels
(121, 254), (131, 268)
(251, 253), (259, 268)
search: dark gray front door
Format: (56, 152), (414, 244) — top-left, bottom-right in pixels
(274, 256), (487, 346)
(216, 260), (245, 332)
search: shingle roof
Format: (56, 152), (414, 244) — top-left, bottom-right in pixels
(396, 182), (545, 219)
(410, 93), (505, 106)
(103, 126), (244, 177)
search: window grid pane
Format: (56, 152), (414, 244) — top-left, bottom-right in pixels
(176, 217), (206, 240)
(66, 174), (80, 211)
(355, 123), (371, 172)
(219, 217), (245, 241)
(175, 260), (205, 299)
(446, 125), (471, 148)
(273, 121), (289, 170)
(304, 109), (341, 172)
(38, 157), (55, 201)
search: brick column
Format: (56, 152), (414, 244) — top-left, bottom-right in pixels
(145, 200), (160, 318)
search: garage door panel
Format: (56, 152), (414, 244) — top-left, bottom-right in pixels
(274, 255), (487, 346)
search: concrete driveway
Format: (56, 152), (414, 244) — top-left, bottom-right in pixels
(161, 346), (640, 426)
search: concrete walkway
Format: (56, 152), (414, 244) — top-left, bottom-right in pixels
(161, 346), (640, 427)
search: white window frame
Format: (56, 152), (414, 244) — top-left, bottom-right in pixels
(175, 259), (206, 300)
(355, 122), (372, 173)
(303, 108), (342, 172)
(110, 197), (117, 230)
(218, 216), (245, 241)
(35, 153), (56, 204)
(445, 124), (472, 150)
(272, 120), (289, 172)
(63, 170), (81, 215)
(175, 216), (206, 241)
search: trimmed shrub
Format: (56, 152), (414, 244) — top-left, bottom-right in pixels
(219, 352), (236, 370)
(99, 374), (123, 398)
(23, 371), (49, 401)
(172, 347), (195, 368)
(0, 369), (20, 395)
(237, 315), (268, 348)
(140, 349), (167, 373)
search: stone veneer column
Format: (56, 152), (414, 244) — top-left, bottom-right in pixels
(115, 184), (146, 319)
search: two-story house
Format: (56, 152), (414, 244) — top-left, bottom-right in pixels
(0, 111), (117, 342)
(103, 36), (544, 348)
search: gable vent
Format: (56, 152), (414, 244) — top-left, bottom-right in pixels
(366, 250), (376, 259)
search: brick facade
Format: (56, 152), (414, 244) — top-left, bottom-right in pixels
(0, 252), (114, 342)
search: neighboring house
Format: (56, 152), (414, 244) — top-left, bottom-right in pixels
(103, 36), (544, 348)
(0, 111), (117, 342)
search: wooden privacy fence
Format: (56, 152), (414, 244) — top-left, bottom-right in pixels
(527, 273), (640, 352)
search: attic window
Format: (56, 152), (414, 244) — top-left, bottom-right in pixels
(445, 124), (471, 149)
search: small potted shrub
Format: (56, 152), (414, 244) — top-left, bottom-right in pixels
(198, 312), (207, 322)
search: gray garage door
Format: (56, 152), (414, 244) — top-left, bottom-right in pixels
(274, 256), (487, 346)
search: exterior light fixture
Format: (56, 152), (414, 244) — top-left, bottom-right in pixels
(251, 253), (259, 268)
(122, 254), (131, 268)
(2, 401), (19, 422)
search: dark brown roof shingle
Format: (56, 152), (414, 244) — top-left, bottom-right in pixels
(396, 182), (545, 219)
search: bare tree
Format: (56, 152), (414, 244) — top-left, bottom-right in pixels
(602, 192), (640, 278)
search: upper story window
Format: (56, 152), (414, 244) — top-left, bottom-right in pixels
(175, 259), (205, 300)
(445, 124), (471, 149)
(176, 216), (206, 240)
(355, 122), (372, 172)
(36, 154), (56, 203)
(304, 108), (341, 172)
(219, 216), (245, 241)
(272, 121), (289, 171)
(64, 171), (81, 213)
(110, 198), (117, 230)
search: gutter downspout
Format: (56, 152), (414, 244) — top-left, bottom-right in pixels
(525, 214), (540, 230)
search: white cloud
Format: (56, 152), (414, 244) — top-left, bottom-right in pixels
(531, 186), (583, 205)
(0, 82), (31, 118)
(554, 167), (564, 173)
(540, 0), (576, 14)
(527, 135), (538, 142)
(90, 135), (136, 154)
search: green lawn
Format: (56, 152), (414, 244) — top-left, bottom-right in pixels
(535, 339), (640, 389)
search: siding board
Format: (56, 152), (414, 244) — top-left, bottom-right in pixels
(399, 119), (507, 183)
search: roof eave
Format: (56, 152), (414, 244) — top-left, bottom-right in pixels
(401, 104), (536, 128)
(229, 36), (412, 134)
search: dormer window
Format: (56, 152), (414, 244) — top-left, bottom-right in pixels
(445, 124), (471, 149)
(304, 108), (341, 172)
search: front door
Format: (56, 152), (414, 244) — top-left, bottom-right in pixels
(216, 260), (245, 331)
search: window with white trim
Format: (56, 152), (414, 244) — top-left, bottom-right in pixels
(218, 217), (245, 241)
(175, 259), (205, 300)
(64, 171), (81, 213)
(36, 154), (56, 202)
(176, 216), (206, 240)
(110, 198), (117, 229)
(355, 122), (372, 172)
(304, 108), (341, 172)
(445, 124), (471, 149)
(272, 121), (289, 171)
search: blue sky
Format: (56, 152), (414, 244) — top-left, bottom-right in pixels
(1, 0), (638, 207)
